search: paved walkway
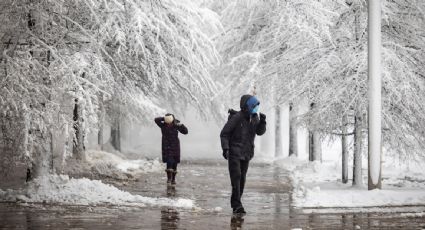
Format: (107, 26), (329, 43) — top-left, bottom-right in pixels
(1, 160), (425, 229)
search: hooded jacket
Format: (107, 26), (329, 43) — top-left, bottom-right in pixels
(220, 95), (266, 160)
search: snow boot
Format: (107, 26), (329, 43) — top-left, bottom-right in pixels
(171, 170), (177, 186)
(233, 207), (246, 217)
(166, 169), (173, 185)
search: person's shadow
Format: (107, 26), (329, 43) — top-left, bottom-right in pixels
(161, 208), (180, 230)
(230, 215), (245, 229)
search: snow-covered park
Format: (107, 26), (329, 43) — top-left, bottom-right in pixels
(1, 0), (425, 229)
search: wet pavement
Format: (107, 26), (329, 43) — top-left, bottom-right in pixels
(1, 160), (425, 229)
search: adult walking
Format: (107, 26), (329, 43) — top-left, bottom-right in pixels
(220, 95), (266, 216)
(155, 113), (188, 186)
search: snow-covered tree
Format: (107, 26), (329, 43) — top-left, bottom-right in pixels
(0, 0), (221, 177)
(204, 0), (344, 159)
(207, 0), (425, 186)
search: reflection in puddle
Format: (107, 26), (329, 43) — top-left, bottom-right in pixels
(162, 186), (179, 229)
(166, 186), (176, 197)
(230, 215), (244, 230)
(161, 208), (180, 230)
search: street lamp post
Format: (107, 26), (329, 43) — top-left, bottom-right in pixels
(368, 0), (382, 190)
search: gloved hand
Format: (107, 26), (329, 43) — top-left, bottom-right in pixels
(222, 149), (230, 160)
(259, 113), (266, 122)
(174, 120), (182, 126)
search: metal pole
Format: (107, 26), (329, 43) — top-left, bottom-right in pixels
(368, 0), (382, 190)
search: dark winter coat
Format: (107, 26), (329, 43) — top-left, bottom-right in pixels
(220, 95), (266, 160)
(155, 117), (188, 163)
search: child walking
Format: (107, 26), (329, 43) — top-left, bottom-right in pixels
(155, 114), (188, 186)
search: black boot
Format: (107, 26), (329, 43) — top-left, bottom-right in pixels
(166, 169), (172, 185)
(171, 170), (177, 186)
(233, 207), (246, 217)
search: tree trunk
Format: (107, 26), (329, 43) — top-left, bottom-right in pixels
(47, 49), (54, 173)
(367, 0), (382, 190)
(289, 103), (297, 157)
(309, 131), (322, 162)
(341, 115), (349, 184)
(111, 118), (121, 152)
(309, 132), (314, 161)
(61, 122), (69, 173)
(275, 106), (282, 158)
(72, 99), (85, 160)
(49, 130), (54, 173)
(98, 96), (104, 150)
(308, 103), (322, 162)
(352, 110), (363, 187)
(275, 104), (290, 158)
(281, 104), (290, 157)
(98, 124), (104, 150)
(314, 132), (322, 161)
(262, 105), (276, 158)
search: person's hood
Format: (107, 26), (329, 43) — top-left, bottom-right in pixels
(240, 95), (253, 112)
(240, 94), (259, 114)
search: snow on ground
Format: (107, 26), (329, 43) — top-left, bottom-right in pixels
(276, 156), (425, 209)
(86, 150), (162, 174)
(0, 151), (193, 208)
(0, 174), (194, 209)
(64, 150), (163, 180)
(400, 212), (425, 217)
(294, 185), (425, 208)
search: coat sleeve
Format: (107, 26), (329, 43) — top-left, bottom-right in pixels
(220, 113), (240, 151)
(256, 119), (266, 136)
(154, 117), (164, 128)
(177, 124), (188, 135)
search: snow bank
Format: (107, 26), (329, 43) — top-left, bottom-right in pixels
(293, 186), (425, 208)
(86, 150), (162, 174)
(400, 212), (425, 217)
(0, 174), (194, 209)
(64, 150), (163, 180)
(273, 155), (306, 171)
(278, 157), (425, 209)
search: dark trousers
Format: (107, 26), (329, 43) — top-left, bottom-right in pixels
(166, 158), (178, 171)
(228, 157), (250, 209)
